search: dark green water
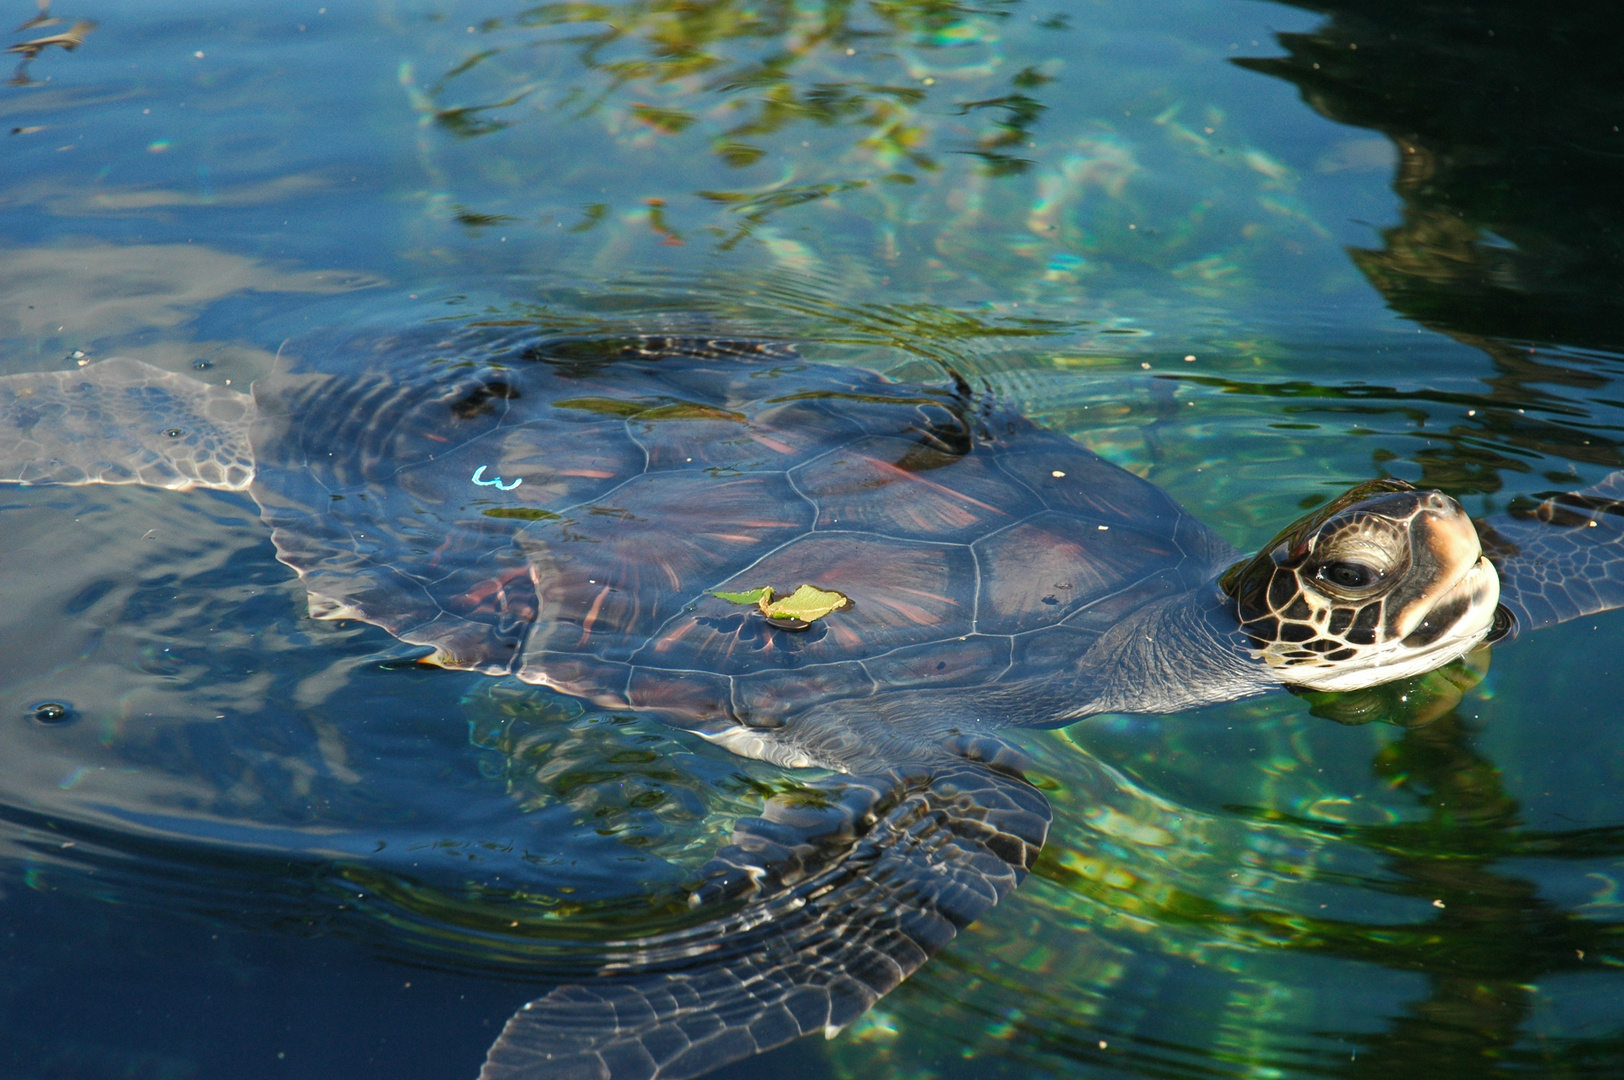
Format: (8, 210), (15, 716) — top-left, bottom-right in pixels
(2, 1), (1622, 1078)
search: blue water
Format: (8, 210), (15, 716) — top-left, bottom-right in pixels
(3, 0), (1623, 1077)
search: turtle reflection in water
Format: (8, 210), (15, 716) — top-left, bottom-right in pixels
(3, 331), (1622, 1080)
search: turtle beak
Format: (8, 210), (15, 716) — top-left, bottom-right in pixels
(1421, 492), (1480, 575)
(1397, 492), (1499, 646)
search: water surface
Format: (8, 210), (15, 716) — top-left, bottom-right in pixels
(2, 1), (1623, 1078)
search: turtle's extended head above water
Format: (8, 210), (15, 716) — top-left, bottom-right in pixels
(1221, 479), (1502, 692)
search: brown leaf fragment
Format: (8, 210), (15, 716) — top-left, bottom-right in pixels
(7, 18), (94, 57)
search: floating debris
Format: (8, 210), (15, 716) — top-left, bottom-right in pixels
(6, 17), (94, 58)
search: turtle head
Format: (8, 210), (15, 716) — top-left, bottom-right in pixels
(1220, 479), (1502, 692)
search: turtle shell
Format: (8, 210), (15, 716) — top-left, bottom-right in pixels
(251, 330), (1232, 730)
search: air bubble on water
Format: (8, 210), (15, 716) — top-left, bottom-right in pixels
(31, 702), (72, 724)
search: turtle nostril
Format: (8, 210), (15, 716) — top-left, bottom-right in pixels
(1421, 492), (1462, 519)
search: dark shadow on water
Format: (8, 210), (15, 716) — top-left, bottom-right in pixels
(0, 874), (830, 1080)
(1153, 1), (1624, 503)
(1125, 3), (1624, 515)
(1236, 1), (1624, 354)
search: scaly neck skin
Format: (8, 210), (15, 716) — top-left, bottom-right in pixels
(701, 582), (1278, 775)
(1053, 583), (1277, 722)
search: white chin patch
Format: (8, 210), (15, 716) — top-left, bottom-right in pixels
(1277, 557), (1501, 693)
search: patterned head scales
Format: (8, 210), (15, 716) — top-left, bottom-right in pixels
(1222, 479), (1502, 692)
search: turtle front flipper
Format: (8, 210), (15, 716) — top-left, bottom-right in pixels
(0, 357), (255, 490)
(480, 745), (1051, 1080)
(1477, 470), (1624, 636)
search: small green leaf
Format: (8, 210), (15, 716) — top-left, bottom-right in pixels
(630, 104), (696, 135)
(714, 586), (773, 606)
(715, 141), (766, 167)
(761, 584), (852, 623)
(714, 583), (853, 629)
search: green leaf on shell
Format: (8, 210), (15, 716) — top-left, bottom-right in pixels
(713, 586), (773, 606)
(760, 584), (852, 623)
(712, 584), (853, 628)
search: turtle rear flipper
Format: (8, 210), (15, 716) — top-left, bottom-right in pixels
(480, 753), (1051, 1080)
(0, 357), (255, 490)
(1478, 470), (1624, 635)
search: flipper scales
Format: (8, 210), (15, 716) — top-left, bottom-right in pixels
(480, 750), (1051, 1080)
(0, 357), (255, 491)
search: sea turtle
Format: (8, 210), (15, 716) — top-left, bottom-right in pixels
(2, 328), (1621, 1080)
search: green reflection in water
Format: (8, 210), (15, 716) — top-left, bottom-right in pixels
(424, 0), (1038, 180)
(817, 648), (1624, 1079)
(400, 0), (1337, 304)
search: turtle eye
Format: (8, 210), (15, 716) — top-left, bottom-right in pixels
(1318, 561), (1381, 591)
